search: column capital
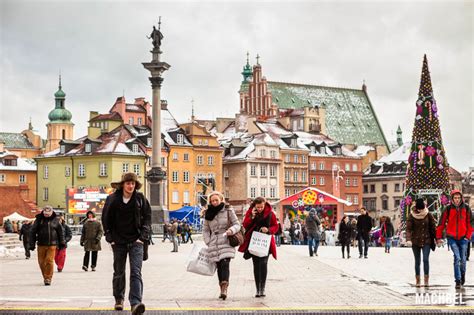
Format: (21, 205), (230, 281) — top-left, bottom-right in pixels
(149, 77), (164, 89)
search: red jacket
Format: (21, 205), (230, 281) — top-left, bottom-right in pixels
(238, 202), (278, 259)
(436, 199), (472, 241)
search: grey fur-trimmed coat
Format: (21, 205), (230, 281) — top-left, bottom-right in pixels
(203, 205), (241, 263)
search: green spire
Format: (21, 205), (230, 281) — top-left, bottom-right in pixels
(48, 75), (72, 123)
(241, 52), (252, 83)
(396, 125), (403, 147)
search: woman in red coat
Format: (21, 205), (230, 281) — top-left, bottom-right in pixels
(238, 197), (278, 297)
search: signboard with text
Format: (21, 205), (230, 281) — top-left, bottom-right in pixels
(66, 187), (114, 214)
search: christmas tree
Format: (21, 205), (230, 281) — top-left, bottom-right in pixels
(401, 55), (451, 222)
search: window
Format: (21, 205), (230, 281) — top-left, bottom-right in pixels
(207, 156), (214, 165)
(78, 164), (86, 177)
(312, 177), (316, 185)
(122, 163), (129, 173)
(132, 144), (139, 153)
(285, 154), (290, 163)
(394, 199), (401, 208)
(345, 178), (350, 187)
(345, 163), (350, 171)
(302, 171), (307, 182)
(129, 117), (134, 125)
(285, 189), (290, 197)
(382, 184), (387, 193)
(137, 117), (142, 126)
(43, 187), (49, 201)
(261, 187), (266, 197)
(250, 165), (257, 176)
(161, 157), (166, 167)
(260, 165), (267, 177)
(285, 170), (290, 181)
(310, 146), (316, 153)
(173, 152), (178, 161)
(225, 191), (230, 199)
(207, 172), (214, 179)
(44, 165), (49, 179)
(363, 185), (368, 193)
(134, 164), (140, 175)
(183, 191), (190, 204)
(250, 187), (256, 198)
(369, 199), (376, 211)
(293, 171), (298, 182)
(85, 143), (92, 153)
(290, 139), (297, 147)
(197, 139), (202, 145)
(319, 162), (325, 170)
(172, 171), (179, 182)
(224, 168), (229, 178)
(260, 149), (266, 158)
(346, 195), (352, 203)
(370, 184), (375, 193)
(382, 197), (388, 210)
(172, 191), (179, 203)
(99, 163), (107, 176)
(177, 134), (184, 144)
(183, 153), (189, 161)
(197, 155), (203, 165)
(183, 171), (190, 183)
(270, 165), (276, 177)
(270, 187), (276, 198)
(19, 174), (26, 183)
(354, 195), (359, 205)
(147, 138), (152, 147)
(294, 154), (299, 163)
(302, 155), (307, 163)
(293, 189), (297, 194)
(203, 140), (208, 146)
(311, 162), (316, 170)
(270, 150), (276, 159)
(352, 164), (358, 172)
(320, 177), (325, 185)
(395, 183), (400, 192)
(353, 178), (358, 186)
(60, 145), (65, 154)
(320, 147), (326, 154)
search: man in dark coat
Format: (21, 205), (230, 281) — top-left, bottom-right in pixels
(19, 220), (33, 259)
(102, 173), (151, 315)
(29, 206), (65, 285)
(356, 207), (373, 259)
(305, 209), (321, 257)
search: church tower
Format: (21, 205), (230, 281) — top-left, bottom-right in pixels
(46, 75), (74, 152)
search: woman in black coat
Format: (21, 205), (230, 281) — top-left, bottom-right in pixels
(338, 216), (352, 259)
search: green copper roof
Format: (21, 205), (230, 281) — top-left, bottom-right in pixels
(241, 52), (253, 83)
(54, 88), (66, 98)
(267, 81), (390, 148)
(48, 76), (72, 123)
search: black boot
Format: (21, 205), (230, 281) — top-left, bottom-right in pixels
(255, 280), (261, 297)
(461, 273), (465, 285)
(259, 281), (266, 297)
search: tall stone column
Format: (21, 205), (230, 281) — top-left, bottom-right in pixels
(143, 21), (170, 225)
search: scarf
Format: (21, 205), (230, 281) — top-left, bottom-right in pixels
(205, 203), (225, 221)
(411, 207), (429, 220)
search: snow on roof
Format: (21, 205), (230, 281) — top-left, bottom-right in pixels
(354, 145), (375, 156)
(377, 142), (411, 164)
(42, 148), (60, 157)
(0, 150), (36, 171)
(225, 141), (256, 161)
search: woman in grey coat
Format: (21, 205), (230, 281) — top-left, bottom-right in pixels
(202, 191), (241, 300)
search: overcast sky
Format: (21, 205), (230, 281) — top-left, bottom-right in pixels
(1, 0), (472, 171)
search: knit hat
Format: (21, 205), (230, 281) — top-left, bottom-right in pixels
(111, 172), (142, 190)
(415, 198), (425, 210)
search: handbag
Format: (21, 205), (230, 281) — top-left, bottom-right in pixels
(227, 209), (244, 247)
(186, 244), (216, 276)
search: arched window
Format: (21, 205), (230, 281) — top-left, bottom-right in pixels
(62, 129), (66, 139)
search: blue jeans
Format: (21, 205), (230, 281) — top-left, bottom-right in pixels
(385, 237), (392, 251)
(447, 238), (468, 281)
(412, 244), (431, 276)
(307, 235), (320, 256)
(275, 234), (281, 246)
(112, 242), (144, 306)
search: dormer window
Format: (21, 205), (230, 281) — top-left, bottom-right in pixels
(230, 148), (235, 156)
(132, 144), (139, 153)
(60, 145), (66, 154)
(334, 147), (342, 155)
(290, 139), (297, 148)
(319, 147), (326, 154)
(177, 134), (184, 144)
(85, 143), (92, 153)
(310, 146), (316, 153)
(147, 138), (152, 147)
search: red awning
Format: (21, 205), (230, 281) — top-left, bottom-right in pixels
(275, 187), (352, 207)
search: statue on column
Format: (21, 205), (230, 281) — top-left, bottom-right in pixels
(147, 25), (163, 50)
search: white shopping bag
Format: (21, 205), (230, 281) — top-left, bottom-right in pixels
(186, 244), (216, 276)
(248, 231), (271, 257)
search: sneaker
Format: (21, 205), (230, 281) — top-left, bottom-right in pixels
(455, 281), (461, 289)
(91, 266), (96, 272)
(82, 266), (88, 272)
(131, 302), (145, 315)
(114, 299), (124, 311)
